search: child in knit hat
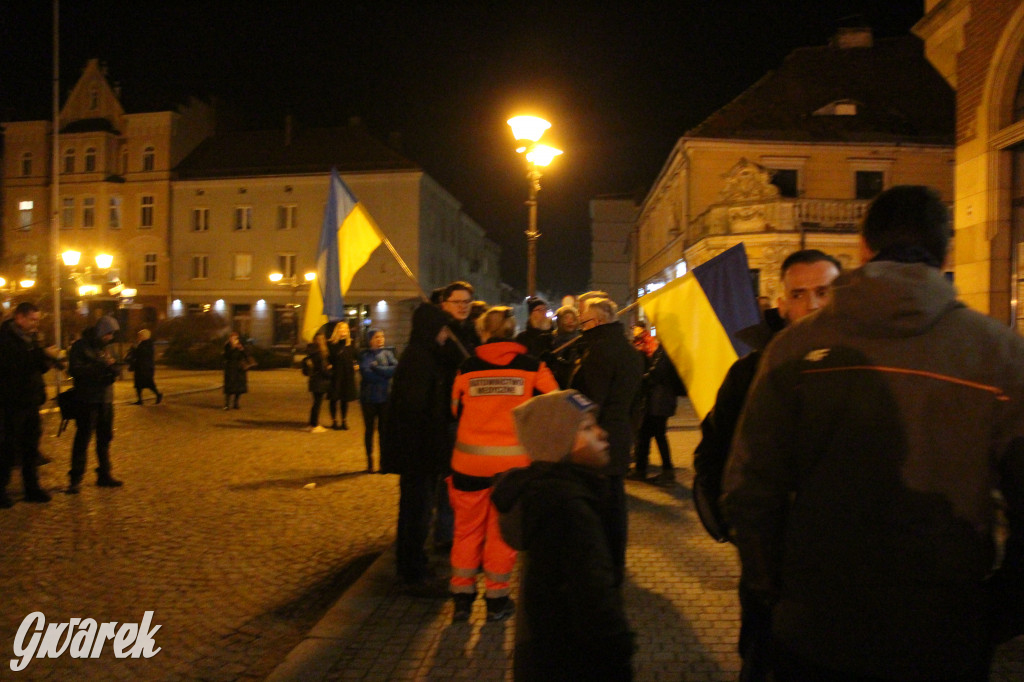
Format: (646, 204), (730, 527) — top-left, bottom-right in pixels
(491, 390), (634, 681)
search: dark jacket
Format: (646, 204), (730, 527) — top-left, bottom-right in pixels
(640, 345), (682, 417)
(359, 347), (398, 404)
(542, 330), (581, 390)
(724, 262), (1024, 679)
(303, 344), (333, 394)
(380, 303), (457, 476)
(69, 326), (122, 404)
(0, 318), (55, 409)
(514, 324), (553, 359)
(223, 342), (251, 395)
(570, 321), (644, 476)
(493, 462), (634, 681)
(127, 338), (156, 388)
(328, 341), (358, 402)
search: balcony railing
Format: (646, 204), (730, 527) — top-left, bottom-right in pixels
(690, 197), (869, 240)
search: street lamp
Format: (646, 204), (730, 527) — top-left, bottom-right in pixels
(508, 115), (562, 297)
(58, 250), (118, 346)
(268, 271), (316, 348)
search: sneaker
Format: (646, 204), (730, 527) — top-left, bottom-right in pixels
(451, 594), (475, 623)
(485, 596), (515, 622)
(309, 425), (328, 433)
(96, 476), (124, 488)
(24, 490), (51, 503)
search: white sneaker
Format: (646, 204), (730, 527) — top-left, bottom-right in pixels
(309, 425), (327, 433)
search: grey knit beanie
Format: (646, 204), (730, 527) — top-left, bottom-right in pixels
(93, 315), (120, 339)
(512, 390), (598, 463)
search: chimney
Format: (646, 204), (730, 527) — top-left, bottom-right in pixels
(831, 26), (873, 49)
(284, 114), (293, 146)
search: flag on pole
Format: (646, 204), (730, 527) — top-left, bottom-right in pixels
(301, 169), (384, 342)
(638, 243), (761, 419)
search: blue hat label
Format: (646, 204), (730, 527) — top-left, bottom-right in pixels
(566, 392), (594, 411)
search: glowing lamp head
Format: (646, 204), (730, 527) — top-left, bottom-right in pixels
(0, 277), (6, 288)
(304, 272), (316, 282)
(508, 116), (551, 144)
(95, 254), (113, 269)
(526, 144), (563, 167)
(20, 280), (35, 289)
(269, 273), (284, 283)
(62, 250), (82, 267)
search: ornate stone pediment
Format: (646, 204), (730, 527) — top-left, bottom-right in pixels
(719, 158), (780, 203)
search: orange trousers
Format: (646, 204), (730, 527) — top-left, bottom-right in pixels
(447, 478), (516, 598)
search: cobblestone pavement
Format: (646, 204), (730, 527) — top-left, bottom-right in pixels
(1, 369), (398, 681)
(3, 370), (1022, 681)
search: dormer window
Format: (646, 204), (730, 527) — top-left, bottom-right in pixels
(813, 99), (858, 117)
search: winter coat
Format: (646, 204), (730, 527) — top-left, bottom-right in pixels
(69, 326), (122, 404)
(514, 324), (553, 359)
(223, 343), (251, 395)
(380, 303), (459, 476)
(542, 331), (581, 390)
(640, 345), (681, 418)
(359, 347), (398, 404)
(450, 340), (559, 479)
(303, 344), (333, 394)
(328, 341), (358, 402)
(570, 321), (644, 476)
(0, 318), (55, 410)
(127, 338), (157, 389)
(492, 462), (634, 680)
(723, 261), (1024, 679)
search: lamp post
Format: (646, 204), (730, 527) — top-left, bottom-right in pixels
(269, 271), (316, 349)
(59, 250), (116, 345)
(507, 115), (562, 297)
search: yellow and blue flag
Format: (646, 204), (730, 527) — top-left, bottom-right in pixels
(302, 169), (383, 342)
(638, 243), (760, 419)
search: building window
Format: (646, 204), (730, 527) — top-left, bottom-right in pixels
(109, 196), (122, 229)
(234, 206), (253, 231)
(140, 195), (155, 228)
(20, 153), (32, 177)
(232, 304), (253, 338)
(192, 207), (210, 232)
(770, 169), (799, 198)
(277, 253), (296, 278)
(143, 253), (158, 284)
(18, 201), (33, 231)
(82, 197), (95, 228)
(142, 146), (155, 172)
(273, 304), (297, 345)
(187, 303), (203, 316)
(61, 197), (74, 228)
(278, 204), (297, 230)
(190, 255), (209, 280)
(24, 254), (38, 281)
(85, 147), (96, 172)
(233, 253), (252, 280)
(855, 170), (885, 200)
(63, 148), (75, 174)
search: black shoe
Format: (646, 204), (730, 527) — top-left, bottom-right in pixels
(65, 482), (80, 495)
(331, 421), (340, 430)
(452, 594), (475, 623)
(625, 470), (648, 482)
(0, 492), (13, 509)
(341, 420), (349, 430)
(24, 490), (51, 503)
(96, 476), (123, 488)
(400, 577), (449, 599)
(485, 596), (515, 622)
(155, 393), (163, 404)
(132, 400), (143, 405)
(653, 470), (676, 487)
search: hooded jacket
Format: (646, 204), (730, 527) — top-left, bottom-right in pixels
(69, 321), (122, 404)
(450, 340), (558, 479)
(492, 462), (634, 680)
(723, 261), (1024, 679)
(380, 303), (456, 475)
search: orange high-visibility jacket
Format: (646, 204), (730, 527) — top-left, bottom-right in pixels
(451, 341), (559, 478)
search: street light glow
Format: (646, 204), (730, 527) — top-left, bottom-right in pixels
(95, 253), (113, 269)
(20, 280), (35, 289)
(526, 144), (563, 167)
(62, 250), (81, 267)
(304, 272), (316, 282)
(507, 116), (551, 143)
(269, 272), (284, 282)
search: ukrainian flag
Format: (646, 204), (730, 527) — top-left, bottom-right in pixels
(638, 243), (761, 419)
(302, 169), (384, 342)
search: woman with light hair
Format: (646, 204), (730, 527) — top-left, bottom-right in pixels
(127, 328), (162, 405)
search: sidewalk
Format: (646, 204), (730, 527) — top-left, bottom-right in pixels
(41, 367), (223, 414)
(267, 400), (1024, 682)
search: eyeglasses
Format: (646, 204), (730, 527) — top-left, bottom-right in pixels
(579, 317), (596, 326)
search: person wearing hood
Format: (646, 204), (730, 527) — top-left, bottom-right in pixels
(67, 314), (124, 493)
(693, 248), (839, 681)
(447, 306), (558, 623)
(492, 390), (634, 680)
(0, 302), (63, 507)
(358, 328), (397, 472)
(380, 302), (457, 597)
(724, 186), (1024, 681)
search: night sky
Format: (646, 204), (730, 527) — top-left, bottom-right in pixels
(1, 1), (925, 297)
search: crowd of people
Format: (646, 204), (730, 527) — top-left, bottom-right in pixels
(2, 185), (1022, 680)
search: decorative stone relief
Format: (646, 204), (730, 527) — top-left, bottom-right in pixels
(719, 158), (781, 203)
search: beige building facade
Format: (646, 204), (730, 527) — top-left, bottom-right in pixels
(635, 30), (955, 304)
(916, 0), (1024, 330)
(589, 195), (639, 306)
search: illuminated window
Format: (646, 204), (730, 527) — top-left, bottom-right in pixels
(18, 201), (33, 231)
(233, 253), (252, 280)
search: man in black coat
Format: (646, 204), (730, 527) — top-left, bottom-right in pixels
(570, 296), (643, 584)
(0, 302), (62, 507)
(380, 302), (457, 597)
(67, 314), (124, 493)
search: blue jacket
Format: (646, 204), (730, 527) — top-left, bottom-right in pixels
(359, 347), (397, 404)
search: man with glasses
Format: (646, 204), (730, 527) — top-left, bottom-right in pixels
(570, 297), (643, 585)
(440, 281), (479, 354)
